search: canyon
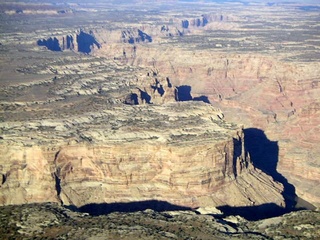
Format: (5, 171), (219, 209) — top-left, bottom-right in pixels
(0, 64), (285, 209)
(0, 0), (320, 236)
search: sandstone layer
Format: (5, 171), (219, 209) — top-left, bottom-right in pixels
(68, 2), (320, 206)
(0, 99), (285, 208)
(1, 0), (319, 210)
(0, 38), (285, 208)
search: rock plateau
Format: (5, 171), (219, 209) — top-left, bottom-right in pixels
(0, 0), (319, 227)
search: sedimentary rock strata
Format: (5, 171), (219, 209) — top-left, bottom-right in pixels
(0, 99), (285, 208)
(0, 0), (319, 211)
(0, 42), (285, 208)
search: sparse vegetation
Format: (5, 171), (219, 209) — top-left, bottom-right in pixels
(0, 203), (319, 239)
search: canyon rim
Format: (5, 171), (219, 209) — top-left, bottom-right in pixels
(0, 0), (320, 238)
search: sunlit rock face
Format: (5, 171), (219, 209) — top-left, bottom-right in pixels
(0, 146), (59, 205)
(0, 101), (285, 209)
(2, 50), (271, 209)
(52, 130), (284, 208)
(0, 137), (285, 209)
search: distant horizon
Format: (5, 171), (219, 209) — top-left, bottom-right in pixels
(2, 0), (320, 3)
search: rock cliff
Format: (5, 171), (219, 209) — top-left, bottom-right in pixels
(67, 24), (319, 207)
(1, 0), (318, 212)
(0, 100), (285, 208)
(38, 30), (101, 54)
(0, 57), (285, 208)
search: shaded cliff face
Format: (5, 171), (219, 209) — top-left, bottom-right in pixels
(76, 31), (101, 54)
(37, 37), (61, 51)
(37, 30), (100, 54)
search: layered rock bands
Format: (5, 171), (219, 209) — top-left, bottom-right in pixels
(0, 102), (284, 209)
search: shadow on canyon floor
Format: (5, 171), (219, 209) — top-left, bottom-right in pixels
(175, 85), (210, 103)
(124, 84), (210, 105)
(69, 200), (192, 216)
(216, 128), (318, 221)
(243, 128), (297, 210)
(217, 128), (314, 221)
(217, 203), (289, 221)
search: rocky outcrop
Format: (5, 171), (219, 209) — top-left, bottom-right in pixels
(53, 128), (279, 208)
(37, 30), (101, 54)
(122, 29), (153, 44)
(37, 37), (61, 51)
(1, 203), (319, 239)
(0, 100), (285, 209)
(0, 146), (59, 205)
(124, 73), (177, 105)
(182, 16), (208, 28)
(0, 21), (289, 211)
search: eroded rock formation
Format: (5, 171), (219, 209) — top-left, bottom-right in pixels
(0, 146), (59, 205)
(0, 100), (285, 208)
(37, 30), (101, 54)
(0, 64), (285, 209)
(1, 0), (319, 212)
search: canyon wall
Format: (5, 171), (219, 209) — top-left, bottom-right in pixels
(0, 45), (285, 209)
(0, 100), (285, 209)
(53, 25), (318, 207)
(60, 25), (318, 207)
(1, 1), (318, 210)
(0, 127), (284, 209)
